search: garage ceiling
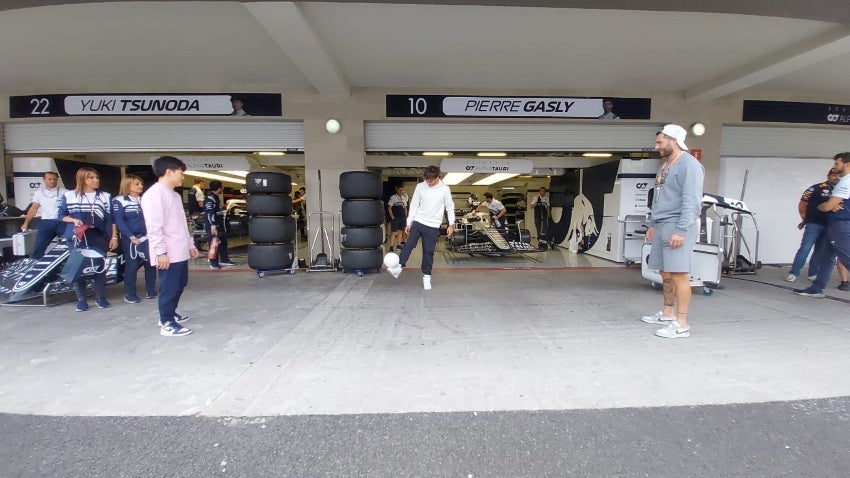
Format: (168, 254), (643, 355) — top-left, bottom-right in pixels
(0, 1), (849, 99)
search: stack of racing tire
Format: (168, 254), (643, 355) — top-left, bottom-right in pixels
(339, 171), (384, 275)
(245, 172), (297, 273)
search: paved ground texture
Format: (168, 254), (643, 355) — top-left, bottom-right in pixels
(0, 251), (848, 476)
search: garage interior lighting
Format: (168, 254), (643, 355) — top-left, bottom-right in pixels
(220, 170), (249, 177)
(476, 152), (507, 157)
(257, 151), (286, 156)
(442, 172), (474, 185)
(582, 153), (613, 158)
(473, 173), (518, 185)
(183, 170), (247, 185)
(423, 151), (452, 156)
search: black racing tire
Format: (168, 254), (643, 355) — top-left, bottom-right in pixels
(248, 243), (295, 271)
(246, 194), (293, 216)
(339, 171), (382, 200)
(341, 248), (383, 271)
(341, 226), (384, 249)
(225, 215), (249, 236)
(519, 229), (531, 244)
(246, 172), (292, 194)
(249, 216), (296, 244)
(451, 230), (467, 246)
(341, 199), (384, 227)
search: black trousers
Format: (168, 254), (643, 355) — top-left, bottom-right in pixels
(398, 221), (439, 275)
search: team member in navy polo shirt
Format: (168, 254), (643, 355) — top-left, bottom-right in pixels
(795, 152), (850, 298)
(113, 174), (157, 303)
(204, 180), (235, 269)
(786, 168), (840, 282)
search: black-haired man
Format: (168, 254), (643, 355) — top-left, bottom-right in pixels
(204, 180), (234, 269)
(141, 156), (196, 337)
(795, 152), (850, 298)
(388, 165), (455, 290)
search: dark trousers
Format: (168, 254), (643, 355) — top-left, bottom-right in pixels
(158, 260), (189, 325)
(121, 237), (157, 298)
(32, 219), (65, 260)
(205, 227), (230, 266)
(73, 259), (107, 302)
(811, 220), (850, 292)
(398, 221), (439, 275)
(534, 214), (548, 242)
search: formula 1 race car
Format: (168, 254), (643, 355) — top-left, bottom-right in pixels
(0, 242), (124, 305)
(448, 211), (537, 256)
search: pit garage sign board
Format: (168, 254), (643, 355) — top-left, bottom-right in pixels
(10, 93), (282, 117)
(441, 158), (534, 173)
(743, 100), (850, 126)
(386, 95), (651, 119)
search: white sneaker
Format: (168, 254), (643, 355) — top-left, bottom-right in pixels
(785, 274), (797, 282)
(655, 320), (690, 338)
(640, 311), (674, 324)
(423, 274), (432, 290)
(807, 274), (817, 281)
(387, 264), (402, 279)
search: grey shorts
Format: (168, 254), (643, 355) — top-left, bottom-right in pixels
(647, 221), (698, 273)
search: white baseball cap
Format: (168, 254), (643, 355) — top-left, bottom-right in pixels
(659, 124), (688, 150)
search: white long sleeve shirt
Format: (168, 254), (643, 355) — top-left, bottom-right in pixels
(407, 180), (455, 228)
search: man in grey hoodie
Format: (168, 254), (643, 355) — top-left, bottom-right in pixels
(640, 124), (705, 339)
(388, 165), (455, 290)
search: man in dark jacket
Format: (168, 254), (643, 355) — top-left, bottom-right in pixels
(204, 181), (234, 269)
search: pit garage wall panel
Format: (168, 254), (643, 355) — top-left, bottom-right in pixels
(365, 122), (662, 151)
(3, 121), (304, 153)
(720, 126), (849, 158)
(719, 126), (846, 264)
(719, 155), (833, 265)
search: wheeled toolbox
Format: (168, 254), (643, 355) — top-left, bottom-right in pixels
(640, 242), (722, 296)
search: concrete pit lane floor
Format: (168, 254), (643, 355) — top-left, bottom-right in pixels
(0, 242), (848, 477)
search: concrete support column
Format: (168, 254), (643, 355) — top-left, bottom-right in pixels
(302, 117), (366, 257)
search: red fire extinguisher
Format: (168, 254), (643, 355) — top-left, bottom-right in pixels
(208, 236), (220, 260)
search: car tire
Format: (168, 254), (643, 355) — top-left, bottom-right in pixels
(248, 243), (295, 271)
(341, 226), (384, 249)
(246, 172), (292, 194)
(246, 194), (293, 216)
(341, 199), (384, 227)
(339, 171), (382, 200)
(226, 215), (249, 236)
(341, 248), (383, 271)
(451, 230), (467, 246)
(249, 216), (296, 244)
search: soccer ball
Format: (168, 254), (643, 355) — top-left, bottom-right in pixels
(383, 252), (400, 268)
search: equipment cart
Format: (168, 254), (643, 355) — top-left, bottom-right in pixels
(641, 242), (723, 296)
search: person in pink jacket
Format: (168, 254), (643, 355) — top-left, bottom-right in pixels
(141, 156), (198, 337)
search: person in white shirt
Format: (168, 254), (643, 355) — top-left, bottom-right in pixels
(386, 184), (408, 252)
(474, 192), (507, 229)
(387, 166), (454, 290)
(20, 171), (67, 259)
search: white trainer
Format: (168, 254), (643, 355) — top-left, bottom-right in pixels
(423, 274), (432, 290)
(785, 274), (797, 282)
(655, 320), (690, 338)
(387, 264), (403, 279)
(807, 274), (818, 281)
(640, 311), (674, 324)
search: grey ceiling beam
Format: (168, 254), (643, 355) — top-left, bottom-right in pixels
(244, 1), (350, 96)
(686, 25), (850, 101)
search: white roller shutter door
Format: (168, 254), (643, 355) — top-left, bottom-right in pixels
(365, 122), (662, 151)
(4, 121), (304, 153)
(721, 126), (849, 158)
